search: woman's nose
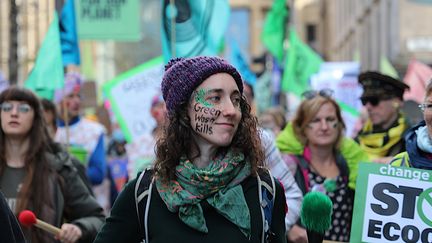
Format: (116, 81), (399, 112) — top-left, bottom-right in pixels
(320, 119), (329, 129)
(10, 106), (19, 115)
(222, 100), (236, 116)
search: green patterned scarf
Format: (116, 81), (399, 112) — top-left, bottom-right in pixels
(155, 149), (252, 237)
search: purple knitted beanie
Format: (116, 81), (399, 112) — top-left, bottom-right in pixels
(161, 56), (243, 114)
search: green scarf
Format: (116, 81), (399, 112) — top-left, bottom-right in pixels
(155, 149), (252, 237)
(357, 114), (408, 159)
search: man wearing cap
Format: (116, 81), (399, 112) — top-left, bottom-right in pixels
(54, 72), (107, 186)
(356, 71), (411, 163)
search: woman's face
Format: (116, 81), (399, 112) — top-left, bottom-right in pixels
(1, 100), (34, 139)
(304, 102), (339, 148)
(188, 73), (242, 147)
(423, 93), (432, 137)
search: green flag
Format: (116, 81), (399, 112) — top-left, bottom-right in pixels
(261, 0), (288, 64)
(25, 13), (64, 100)
(380, 56), (399, 79)
(282, 29), (323, 96)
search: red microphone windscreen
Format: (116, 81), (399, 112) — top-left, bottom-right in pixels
(18, 210), (37, 227)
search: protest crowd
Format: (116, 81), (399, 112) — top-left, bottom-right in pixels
(1, 1), (432, 243)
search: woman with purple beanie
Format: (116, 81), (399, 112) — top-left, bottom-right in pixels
(94, 56), (287, 243)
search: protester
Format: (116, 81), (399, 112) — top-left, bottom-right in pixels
(0, 87), (104, 243)
(94, 56), (287, 243)
(260, 129), (304, 243)
(54, 72), (107, 186)
(244, 83), (303, 242)
(0, 191), (25, 242)
(54, 72), (115, 213)
(125, 93), (167, 179)
(41, 98), (94, 195)
(276, 89), (369, 242)
(356, 71), (411, 163)
(259, 106), (286, 138)
(390, 80), (432, 169)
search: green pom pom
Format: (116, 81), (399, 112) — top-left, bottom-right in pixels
(300, 191), (333, 234)
(323, 179), (337, 193)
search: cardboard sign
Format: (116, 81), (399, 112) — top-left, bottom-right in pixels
(351, 162), (432, 243)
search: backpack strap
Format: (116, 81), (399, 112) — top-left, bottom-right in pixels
(257, 168), (276, 243)
(335, 152), (349, 184)
(135, 169), (154, 243)
(292, 155), (310, 194)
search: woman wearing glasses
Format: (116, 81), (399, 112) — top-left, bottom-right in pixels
(390, 81), (432, 170)
(0, 87), (104, 243)
(276, 89), (368, 242)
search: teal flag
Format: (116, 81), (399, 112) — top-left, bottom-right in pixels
(59, 0), (80, 65)
(25, 13), (64, 100)
(282, 29), (323, 96)
(228, 39), (256, 86)
(261, 0), (288, 64)
(161, 0), (230, 62)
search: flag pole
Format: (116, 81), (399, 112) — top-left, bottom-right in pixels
(61, 88), (70, 150)
(170, 0), (176, 58)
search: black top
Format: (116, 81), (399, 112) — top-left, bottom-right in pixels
(95, 173), (287, 243)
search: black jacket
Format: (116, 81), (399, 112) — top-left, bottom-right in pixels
(94, 171), (287, 243)
(0, 191), (25, 242)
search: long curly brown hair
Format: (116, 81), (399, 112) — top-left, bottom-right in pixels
(154, 93), (264, 182)
(0, 87), (55, 241)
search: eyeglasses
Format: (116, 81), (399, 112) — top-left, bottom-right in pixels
(419, 103), (432, 112)
(302, 89), (334, 100)
(360, 97), (380, 106)
(0, 102), (32, 113)
(360, 96), (393, 106)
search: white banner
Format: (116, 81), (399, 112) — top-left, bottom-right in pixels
(103, 56), (164, 142)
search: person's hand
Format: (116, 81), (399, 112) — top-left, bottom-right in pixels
(56, 223), (82, 243)
(287, 224), (308, 243)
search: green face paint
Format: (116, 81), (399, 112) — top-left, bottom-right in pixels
(194, 89), (212, 107)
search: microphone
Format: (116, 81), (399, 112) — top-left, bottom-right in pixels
(18, 210), (61, 236)
(300, 191), (333, 243)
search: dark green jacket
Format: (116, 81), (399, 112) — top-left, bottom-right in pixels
(94, 172), (287, 243)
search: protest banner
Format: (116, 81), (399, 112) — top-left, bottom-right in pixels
(351, 162), (432, 243)
(103, 56), (164, 143)
(310, 62), (363, 137)
(75, 0), (141, 40)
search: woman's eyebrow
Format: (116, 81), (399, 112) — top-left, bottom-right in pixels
(206, 88), (240, 96)
(206, 88), (223, 94)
